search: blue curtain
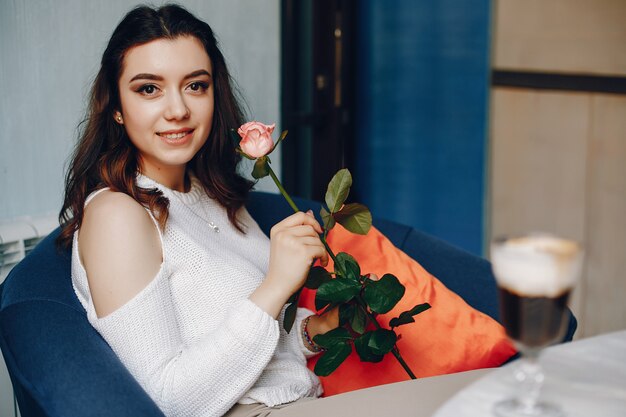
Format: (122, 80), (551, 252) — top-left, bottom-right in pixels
(354, 0), (492, 255)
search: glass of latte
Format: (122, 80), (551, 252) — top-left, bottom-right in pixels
(491, 233), (583, 417)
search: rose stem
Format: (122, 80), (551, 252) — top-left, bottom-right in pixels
(267, 165), (338, 265)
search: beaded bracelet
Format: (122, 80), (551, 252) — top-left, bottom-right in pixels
(301, 315), (326, 353)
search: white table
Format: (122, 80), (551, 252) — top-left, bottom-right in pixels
(281, 330), (626, 417)
(433, 330), (626, 417)
(276, 368), (491, 417)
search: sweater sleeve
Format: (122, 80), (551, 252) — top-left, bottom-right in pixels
(90, 266), (280, 417)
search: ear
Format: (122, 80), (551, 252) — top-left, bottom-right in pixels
(114, 111), (124, 124)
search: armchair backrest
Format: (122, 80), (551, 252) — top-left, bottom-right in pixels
(0, 191), (576, 416)
(0, 227), (165, 417)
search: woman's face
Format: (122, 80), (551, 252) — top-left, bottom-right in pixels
(117, 36), (214, 189)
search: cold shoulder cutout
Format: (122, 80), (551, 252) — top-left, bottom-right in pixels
(74, 188), (164, 318)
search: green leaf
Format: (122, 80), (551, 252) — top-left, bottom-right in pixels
(389, 314), (414, 328)
(251, 157), (270, 179)
(389, 303), (432, 328)
(273, 129), (288, 149)
(315, 278), (361, 310)
(334, 252), (360, 282)
(267, 129), (287, 155)
(350, 305), (367, 334)
(318, 302), (340, 317)
(368, 329), (397, 355)
(320, 206), (336, 232)
(325, 169), (352, 213)
(312, 327), (352, 348)
(305, 266), (332, 289)
(409, 303), (431, 316)
(363, 274), (406, 314)
(333, 203), (372, 235)
(282, 288), (302, 333)
(337, 303), (366, 334)
(313, 343), (352, 376)
(354, 332), (384, 363)
(283, 301), (298, 333)
(338, 303), (356, 327)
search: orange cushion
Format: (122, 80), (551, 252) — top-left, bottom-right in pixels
(301, 224), (516, 396)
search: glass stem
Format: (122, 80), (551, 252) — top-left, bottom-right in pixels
(515, 352), (545, 412)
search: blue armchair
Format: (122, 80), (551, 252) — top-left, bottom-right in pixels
(0, 192), (577, 417)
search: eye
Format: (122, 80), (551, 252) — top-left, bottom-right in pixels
(136, 84), (160, 96)
(187, 81), (209, 93)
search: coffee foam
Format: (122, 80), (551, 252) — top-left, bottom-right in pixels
(491, 234), (583, 297)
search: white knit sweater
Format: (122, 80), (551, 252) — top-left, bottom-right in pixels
(71, 174), (322, 417)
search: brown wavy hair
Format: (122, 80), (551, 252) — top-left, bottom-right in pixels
(58, 4), (253, 248)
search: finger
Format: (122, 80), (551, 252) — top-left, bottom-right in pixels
(288, 236), (327, 257)
(279, 212), (323, 234)
(298, 236), (325, 246)
(320, 250), (329, 267)
(306, 244), (329, 265)
(283, 225), (321, 238)
(367, 273), (380, 281)
(302, 239), (329, 267)
(300, 213), (323, 234)
(294, 237), (327, 260)
(270, 212), (308, 236)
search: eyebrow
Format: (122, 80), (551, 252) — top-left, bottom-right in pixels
(129, 69), (212, 83)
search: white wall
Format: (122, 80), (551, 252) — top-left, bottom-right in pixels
(0, 0), (281, 223)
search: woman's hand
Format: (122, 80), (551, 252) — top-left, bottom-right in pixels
(305, 307), (339, 341)
(250, 211), (328, 318)
(266, 210), (329, 296)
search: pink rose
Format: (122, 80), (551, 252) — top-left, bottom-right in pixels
(237, 121), (276, 158)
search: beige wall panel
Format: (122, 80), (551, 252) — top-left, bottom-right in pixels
(489, 87), (590, 329)
(490, 88), (589, 239)
(582, 95), (626, 336)
(494, 0), (626, 76)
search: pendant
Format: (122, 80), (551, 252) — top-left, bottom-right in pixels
(208, 221), (220, 233)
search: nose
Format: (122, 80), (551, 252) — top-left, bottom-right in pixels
(164, 90), (190, 120)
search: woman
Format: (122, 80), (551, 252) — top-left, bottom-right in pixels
(59, 5), (335, 416)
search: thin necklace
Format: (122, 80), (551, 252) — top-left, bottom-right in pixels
(176, 196), (221, 233)
(136, 172), (221, 233)
(169, 179), (220, 233)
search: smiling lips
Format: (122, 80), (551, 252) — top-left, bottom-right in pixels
(156, 128), (194, 143)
